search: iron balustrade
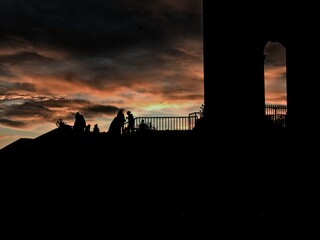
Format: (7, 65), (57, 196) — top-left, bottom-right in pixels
(124, 114), (200, 132)
(122, 106), (287, 132)
(265, 104), (287, 128)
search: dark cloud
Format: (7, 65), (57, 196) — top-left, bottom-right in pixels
(0, 67), (15, 78)
(0, 96), (122, 128)
(41, 98), (90, 108)
(1, 42), (203, 99)
(131, 73), (203, 100)
(163, 94), (204, 101)
(0, 0), (202, 55)
(0, 118), (26, 128)
(4, 101), (53, 119)
(0, 51), (54, 64)
(0, 51), (57, 84)
(83, 105), (119, 115)
(0, 0), (203, 101)
(0, 40), (203, 96)
(0, 80), (37, 94)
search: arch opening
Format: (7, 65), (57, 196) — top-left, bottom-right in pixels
(264, 41), (287, 127)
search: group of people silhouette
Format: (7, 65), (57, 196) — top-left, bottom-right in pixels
(108, 109), (135, 135)
(71, 109), (135, 135)
(72, 111), (100, 134)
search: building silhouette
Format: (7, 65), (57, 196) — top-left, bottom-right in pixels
(203, 1), (320, 131)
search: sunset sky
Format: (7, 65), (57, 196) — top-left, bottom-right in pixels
(0, 0), (286, 149)
(264, 41), (287, 105)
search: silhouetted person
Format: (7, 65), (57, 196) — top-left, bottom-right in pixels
(85, 124), (91, 134)
(108, 115), (121, 135)
(73, 112), (86, 133)
(138, 119), (147, 133)
(126, 111), (135, 133)
(93, 124), (100, 134)
(117, 109), (126, 134)
(56, 118), (67, 128)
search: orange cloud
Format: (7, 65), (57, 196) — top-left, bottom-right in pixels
(265, 66), (286, 105)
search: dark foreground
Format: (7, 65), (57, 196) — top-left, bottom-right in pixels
(0, 127), (318, 237)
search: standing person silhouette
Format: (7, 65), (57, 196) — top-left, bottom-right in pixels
(73, 112), (86, 133)
(108, 115), (120, 135)
(108, 110), (124, 135)
(126, 111), (135, 134)
(117, 109), (126, 134)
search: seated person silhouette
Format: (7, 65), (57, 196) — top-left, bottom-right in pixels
(138, 119), (147, 133)
(85, 124), (91, 134)
(93, 124), (100, 134)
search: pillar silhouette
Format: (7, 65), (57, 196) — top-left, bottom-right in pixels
(203, 1), (320, 131)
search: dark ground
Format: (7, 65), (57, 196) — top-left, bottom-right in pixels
(0, 127), (318, 237)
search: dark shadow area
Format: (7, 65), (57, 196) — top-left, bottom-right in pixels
(2, 126), (317, 237)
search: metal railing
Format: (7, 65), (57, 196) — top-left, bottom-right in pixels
(125, 114), (199, 131)
(265, 104), (287, 128)
(122, 105), (288, 131)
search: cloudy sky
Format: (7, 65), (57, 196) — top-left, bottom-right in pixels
(0, 0), (286, 149)
(0, 0), (205, 148)
(264, 41), (287, 105)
